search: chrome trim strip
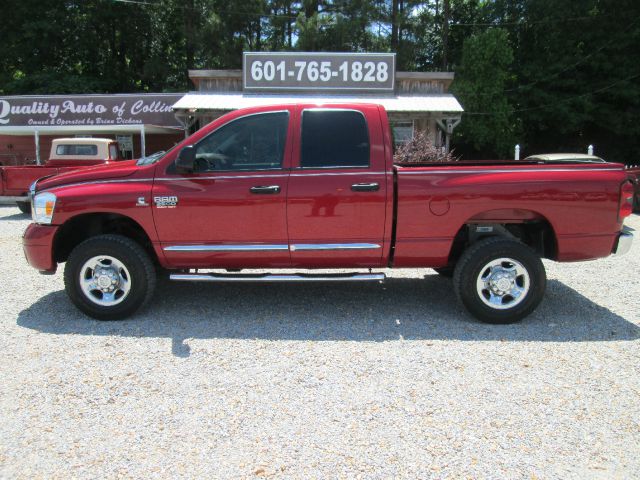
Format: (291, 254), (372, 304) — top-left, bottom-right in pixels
(170, 273), (385, 282)
(397, 168), (622, 175)
(290, 243), (381, 251)
(164, 244), (289, 252)
(0, 196), (29, 204)
(164, 243), (381, 252)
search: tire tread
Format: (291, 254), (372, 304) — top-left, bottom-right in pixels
(64, 234), (156, 320)
(453, 236), (546, 324)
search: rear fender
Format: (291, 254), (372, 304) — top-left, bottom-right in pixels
(447, 209), (558, 262)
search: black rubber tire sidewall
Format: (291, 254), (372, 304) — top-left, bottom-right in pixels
(64, 234), (156, 320)
(434, 266), (454, 278)
(453, 237), (546, 324)
(17, 201), (31, 215)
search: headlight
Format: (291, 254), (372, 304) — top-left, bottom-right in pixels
(32, 192), (57, 224)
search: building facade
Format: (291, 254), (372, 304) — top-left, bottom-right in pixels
(0, 54), (464, 165)
(0, 94), (184, 165)
(173, 54), (462, 152)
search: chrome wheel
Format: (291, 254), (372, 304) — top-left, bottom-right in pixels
(79, 255), (132, 306)
(454, 237), (546, 323)
(475, 257), (530, 310)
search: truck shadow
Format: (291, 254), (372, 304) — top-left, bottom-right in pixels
(17, 277), (640, 357)
(0, 213), (28, 221)
(0, 206), (28, 220)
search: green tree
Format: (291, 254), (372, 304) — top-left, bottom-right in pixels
(451, 28), (517, 158)
(512, 0), (640, 162)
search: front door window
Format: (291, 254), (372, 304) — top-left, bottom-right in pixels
(194, 112), (289, 172)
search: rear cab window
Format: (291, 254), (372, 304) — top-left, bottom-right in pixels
(55, 144), (98, 156)
(300, 110), (370, 169)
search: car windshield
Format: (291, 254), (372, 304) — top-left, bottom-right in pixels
(136, 150), (168, 166)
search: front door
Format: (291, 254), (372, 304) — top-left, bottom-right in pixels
(153, 110), (292, 269)
(286, 106), (389, 267)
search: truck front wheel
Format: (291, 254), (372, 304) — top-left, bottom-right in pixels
(453, 237), (546, 324)
(64, 234), (156, 320)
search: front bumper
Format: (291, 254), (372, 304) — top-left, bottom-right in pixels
(612, 226), (634, 256)
(23, 223), (59, 273)
(0, 195), (29, 204)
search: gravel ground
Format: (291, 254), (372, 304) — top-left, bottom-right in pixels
(0, 205), (639, 479)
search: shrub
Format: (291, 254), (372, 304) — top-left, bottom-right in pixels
(393, 131), (457, 164)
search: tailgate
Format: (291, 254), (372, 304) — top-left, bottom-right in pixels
(2, 167), (60, 195)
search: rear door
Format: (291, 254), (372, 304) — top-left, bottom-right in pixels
(286, 105), (388, 267)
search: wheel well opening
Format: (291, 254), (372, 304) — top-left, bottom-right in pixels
(447, 220), (557, 266)
(53, 213), (156, 264)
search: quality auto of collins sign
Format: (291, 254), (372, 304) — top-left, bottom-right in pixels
(0, 94), (183, 127)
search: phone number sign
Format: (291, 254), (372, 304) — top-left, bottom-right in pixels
(243, 52), (395, 92)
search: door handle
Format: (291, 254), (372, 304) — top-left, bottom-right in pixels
(351, 182), (380, 192)
(250, 185), (281, 194)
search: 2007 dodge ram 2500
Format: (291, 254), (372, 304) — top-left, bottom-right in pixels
(23, 103), (635, 323)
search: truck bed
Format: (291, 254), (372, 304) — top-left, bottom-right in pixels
(0, 165), (77, 199)
(392, 161), (627, 265)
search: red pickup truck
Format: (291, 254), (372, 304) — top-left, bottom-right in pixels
(23, 103), (635, 324)
(0, 138), (121, 213)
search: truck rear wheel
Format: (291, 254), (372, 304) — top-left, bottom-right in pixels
(453, 237), (546, 324)
(64, 234), (156, 320)
(17, 201), (31, 215)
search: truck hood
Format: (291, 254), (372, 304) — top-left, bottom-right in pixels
(35, 160), (141, 191)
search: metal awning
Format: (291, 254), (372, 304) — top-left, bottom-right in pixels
(172, 92), (463, 113)
(0, 124), (182, 136)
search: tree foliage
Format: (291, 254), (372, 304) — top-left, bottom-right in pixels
(451, 28), (517, 158)
(0, 0), (638, 162)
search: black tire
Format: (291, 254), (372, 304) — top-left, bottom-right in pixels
(16, 201), (31, 215)
(64, 234), (156, 320)
(433, 266), (454, 277)
(453, 237), (546, 324)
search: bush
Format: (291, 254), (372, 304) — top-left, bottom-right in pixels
(393, 131), (457, 164)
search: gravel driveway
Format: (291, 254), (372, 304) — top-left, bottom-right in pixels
(1, 205), (639, 479)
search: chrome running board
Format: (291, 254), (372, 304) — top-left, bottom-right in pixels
(169, 272), (385, 282)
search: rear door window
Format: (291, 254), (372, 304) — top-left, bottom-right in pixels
(300, 110), (370, 168)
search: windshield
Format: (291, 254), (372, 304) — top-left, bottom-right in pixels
(136, 149), (168, 166)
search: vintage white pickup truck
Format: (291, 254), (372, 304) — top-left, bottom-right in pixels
(0, 138), (122, 213)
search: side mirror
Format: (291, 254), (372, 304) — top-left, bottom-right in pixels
(175, 146), (196, 173)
